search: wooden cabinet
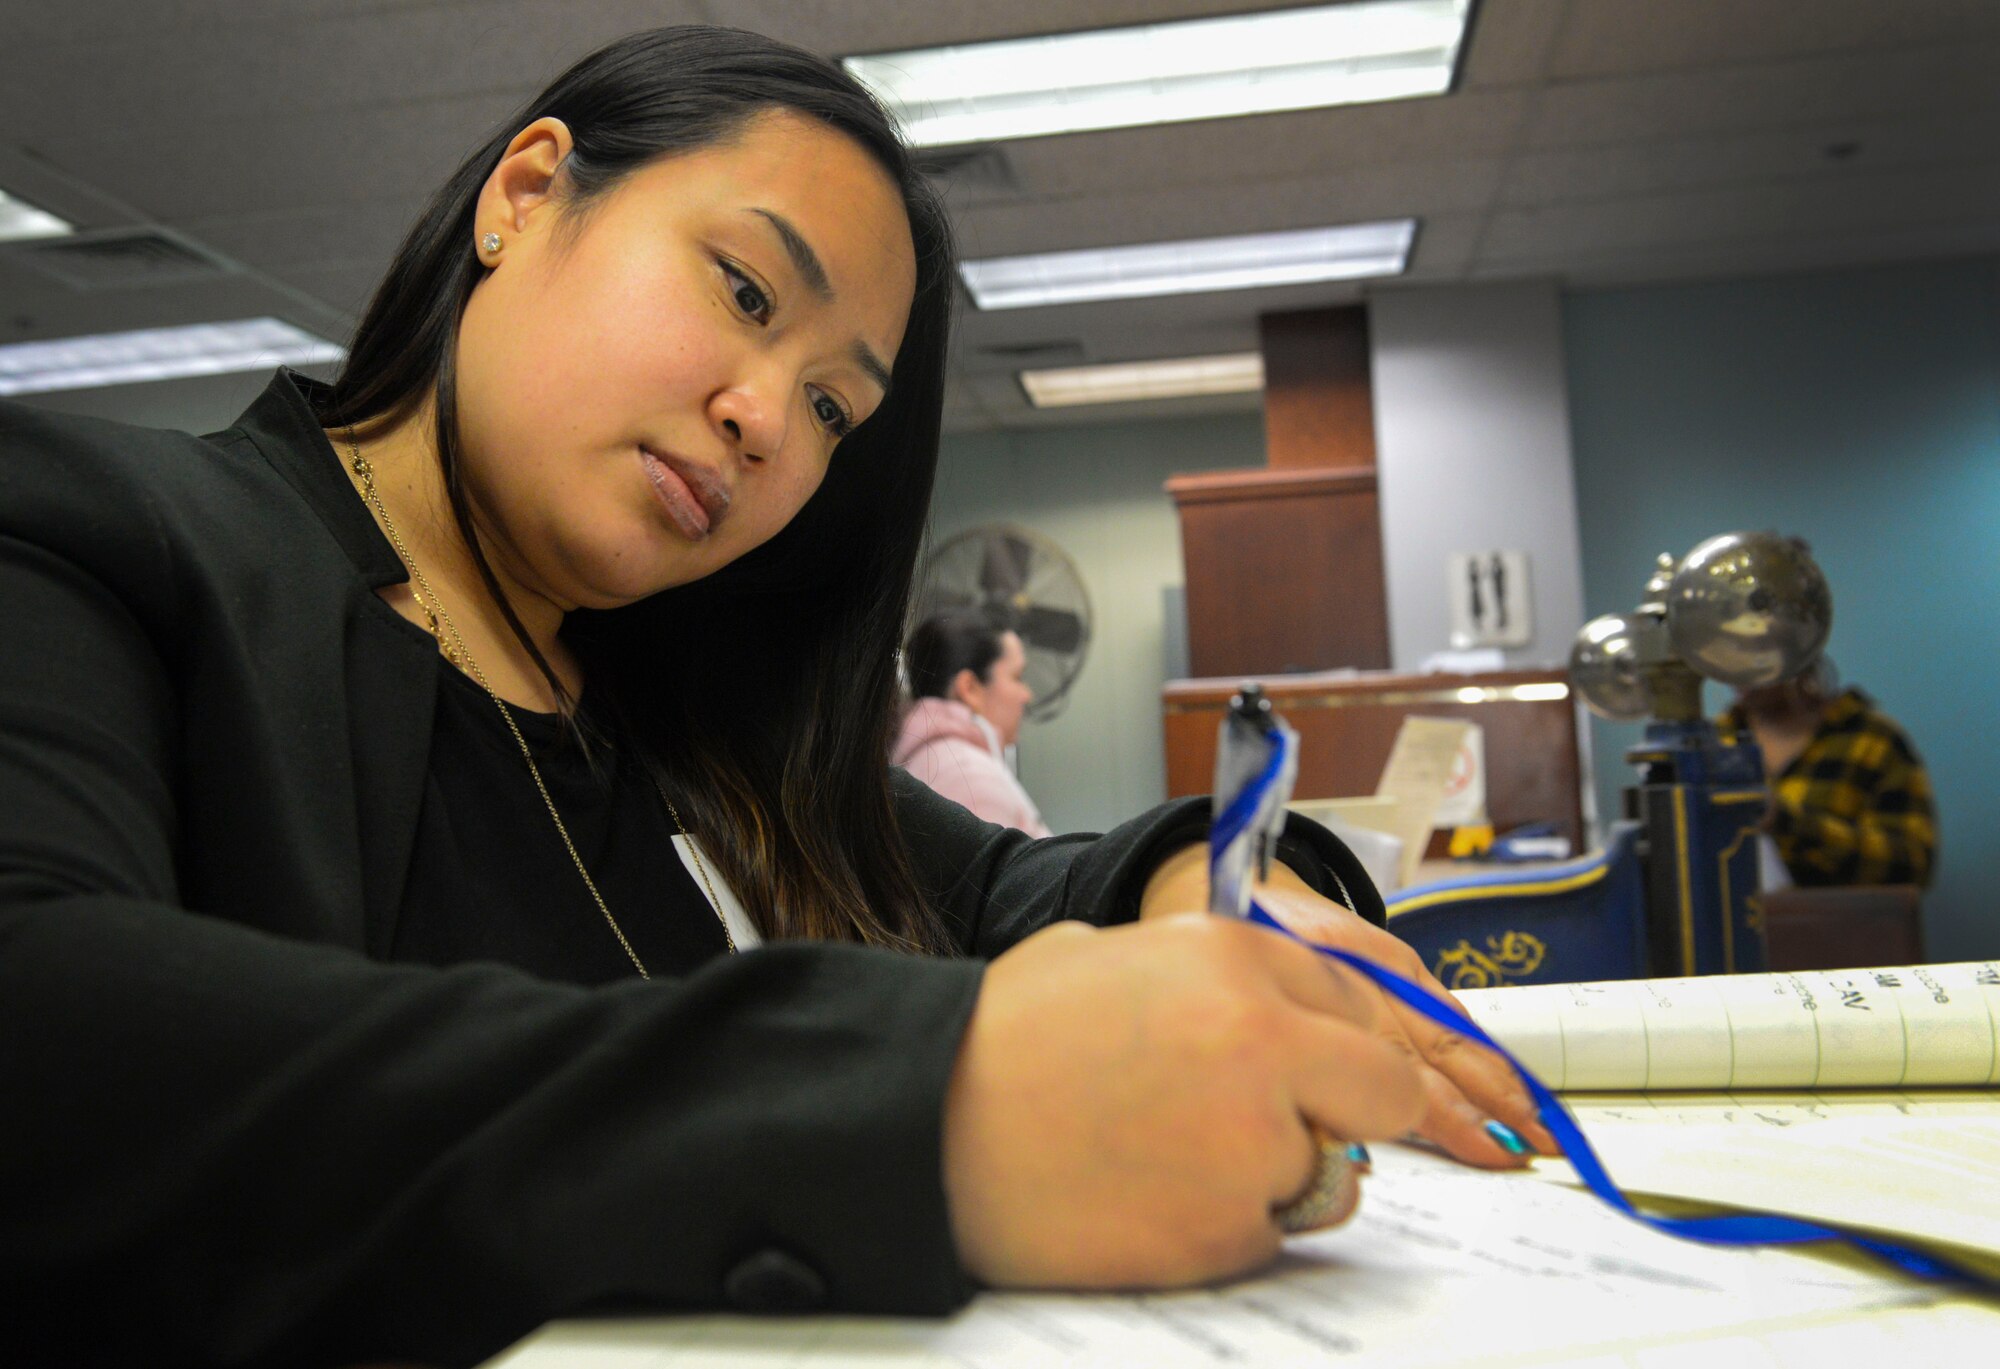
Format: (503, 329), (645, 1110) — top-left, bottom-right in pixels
(1166, 466), (1390, 676)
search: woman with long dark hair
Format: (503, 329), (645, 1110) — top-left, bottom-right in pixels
(0, 26), (1547, 1368)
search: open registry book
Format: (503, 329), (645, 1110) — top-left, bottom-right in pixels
(1459, 962), (2000, 1273)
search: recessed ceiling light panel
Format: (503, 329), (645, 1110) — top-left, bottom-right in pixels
(1020, 352), (1265, 408)
(0, 317), (345, 396)
(960, 220), (1416, 310)
(0, 187), (74, 243)
(844, 0), (1472, 146)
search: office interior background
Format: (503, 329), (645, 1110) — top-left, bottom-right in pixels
(4, 1), (1996, 961)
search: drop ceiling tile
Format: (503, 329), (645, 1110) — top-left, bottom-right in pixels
(993, 90), (1530, 201)
(1478, 157), (2000, 263)
(1399, 213), (1483, 276)
(28, 91), (522, 222)
(1488, 217), (2000, 290)
(1500, 110), (2000, 207)
(178, 202), (419, 275)
(1457, 0), (1565, 88)
(1523, 41), (2000, 150)
(6, 0), (448, 46)
(262, 261), (390, 322)
(1544, 0), (2000, 80)
(0, 2), (712, 145)
(0, 264), (333, 342)
(953, 159), (1501, 259)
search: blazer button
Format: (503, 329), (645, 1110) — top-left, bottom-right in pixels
(723, 1249), (828, 1311)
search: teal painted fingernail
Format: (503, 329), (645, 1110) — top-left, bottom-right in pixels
(1484, 1120), (1529, 1155)
(1344, 1141), (1372, 1171)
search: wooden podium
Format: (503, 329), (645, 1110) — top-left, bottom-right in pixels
(1162, 668), (1586, 852)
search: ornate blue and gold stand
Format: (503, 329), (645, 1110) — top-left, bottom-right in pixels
(1385, 721), (1767, 991)
(1627, 718), (1769, 980)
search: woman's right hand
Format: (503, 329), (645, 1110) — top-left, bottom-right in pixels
(940, 914), (1426, 1290)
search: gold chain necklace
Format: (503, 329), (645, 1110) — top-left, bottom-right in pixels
(343, 429), (735, 976)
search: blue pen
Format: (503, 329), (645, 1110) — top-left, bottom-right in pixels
(1208, 683), (1298, 920)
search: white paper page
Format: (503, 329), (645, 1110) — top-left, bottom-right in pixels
(1533, 1109), (2000, 1260)
(1531, 1301), (2000, 1369)
(482, 1146), (1949, 1368)
(1460, 964), (2000, 1091)
(1565, 1088), (2000, 1131)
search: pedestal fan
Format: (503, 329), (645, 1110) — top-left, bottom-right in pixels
(914, 523), (1092, 722)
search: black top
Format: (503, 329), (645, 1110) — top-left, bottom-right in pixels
(396, 665), (732, 980)
(0, 370), (1384, 1369)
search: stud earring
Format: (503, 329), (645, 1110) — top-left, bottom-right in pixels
(479, 232), (502, 254)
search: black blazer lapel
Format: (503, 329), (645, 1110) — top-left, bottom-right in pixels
(231, 370), (444, 958)
(348, 591), (440, 959)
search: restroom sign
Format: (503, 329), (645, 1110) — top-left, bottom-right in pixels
(1448, 550), (1532, 649)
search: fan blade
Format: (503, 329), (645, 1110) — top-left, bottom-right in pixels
(1013, 605), (1085, 655)
(919, 587), (980, 616)
(1024, 671), (1078, 722)
(979, 532), (1034, 600)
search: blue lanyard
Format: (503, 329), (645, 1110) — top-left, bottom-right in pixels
(1210, 733), (1995, 1292)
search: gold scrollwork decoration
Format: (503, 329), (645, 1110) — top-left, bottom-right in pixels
(1744, 894), (1766, 936)
(1432, 931), (1549, 990)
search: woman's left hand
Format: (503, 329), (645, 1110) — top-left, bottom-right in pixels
(1140, 846), (1558, 1169)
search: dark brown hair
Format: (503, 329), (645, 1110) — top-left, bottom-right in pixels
(324, 26), (956, 953)
(905, 612), (1009, 700)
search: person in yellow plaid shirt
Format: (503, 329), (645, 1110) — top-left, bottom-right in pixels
(1719, 660), (1936, 888)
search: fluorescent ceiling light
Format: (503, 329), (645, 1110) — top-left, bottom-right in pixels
(960, 220), (1416, 310)
(1021, 352), (1264, 409)
(0, 187), (74, 242)
(0, 317), (345, 396)
(844, 0), (1471, 146)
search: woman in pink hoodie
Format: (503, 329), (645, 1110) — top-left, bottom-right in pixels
(895, 613), (1053, 837)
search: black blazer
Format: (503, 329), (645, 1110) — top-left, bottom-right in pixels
(0, 371), (1381, 1368)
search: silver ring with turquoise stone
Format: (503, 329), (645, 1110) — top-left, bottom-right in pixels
(1274, 1131), (1371, 1233)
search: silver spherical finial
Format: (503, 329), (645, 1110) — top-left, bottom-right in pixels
(1665, 531), (1832, 689)
(1570, 612), (1653, 720)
